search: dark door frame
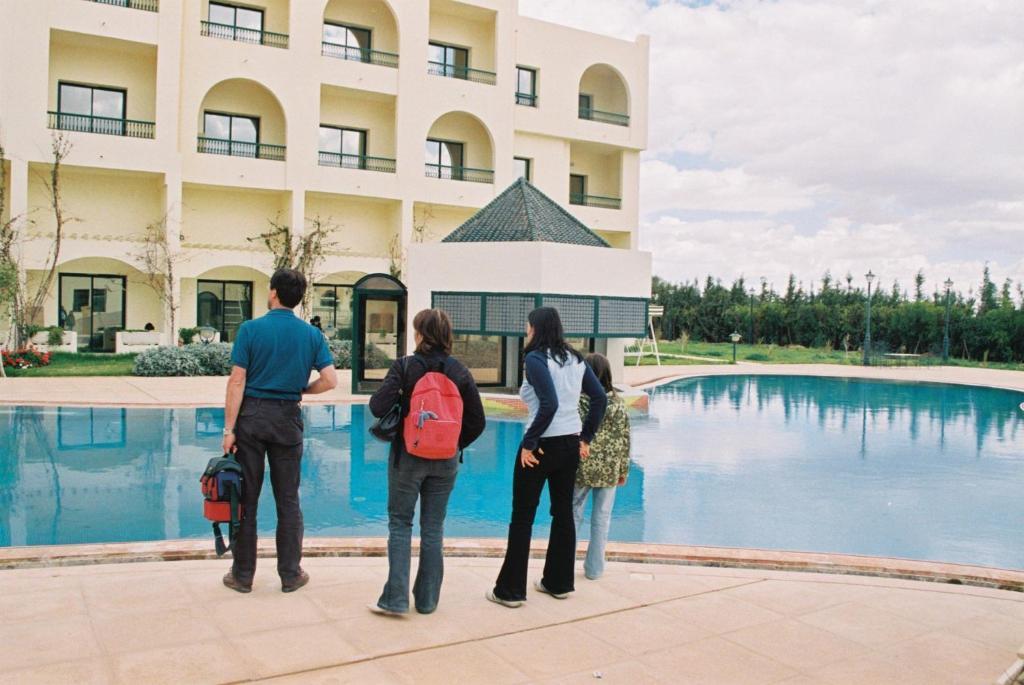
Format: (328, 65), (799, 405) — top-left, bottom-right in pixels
(351, 273), (407, 394)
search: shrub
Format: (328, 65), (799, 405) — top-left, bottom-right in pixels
(179, 327), (201, 345)
(2, 348), (51, 369)
(184, 342), (233, 376)
(133, 346), (202, 377)
(329, 339), (352, 369)
(366, 342), (393, 370)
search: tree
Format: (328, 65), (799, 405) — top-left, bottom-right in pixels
(1, 133), (73, 353)
(248, 215), (337, 313)
(133, 215), (186, 338)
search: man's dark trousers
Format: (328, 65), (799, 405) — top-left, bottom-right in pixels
(231, 397), (305, 584)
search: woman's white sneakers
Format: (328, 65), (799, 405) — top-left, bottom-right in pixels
(485, 589), (524, 608)
(368, 603), (407, 617)
(534, 580), (569, 599)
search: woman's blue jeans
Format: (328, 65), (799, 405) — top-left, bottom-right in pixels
(572, 485), (617, 580)
(377, 453), (459, 614)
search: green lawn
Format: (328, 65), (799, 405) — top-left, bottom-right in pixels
(640, 341), (1024, 371)
(4, 352), (138, 377)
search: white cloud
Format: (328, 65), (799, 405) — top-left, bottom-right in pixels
(519, 0), (1024, 296)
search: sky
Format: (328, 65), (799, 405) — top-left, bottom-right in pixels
(519, 0), (1024, 298)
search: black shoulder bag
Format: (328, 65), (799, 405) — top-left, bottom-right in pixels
(369, 357), (408, 442)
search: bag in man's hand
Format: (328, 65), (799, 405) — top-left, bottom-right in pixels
(200, 453), (243, 556)
(403, 359), (463, 459)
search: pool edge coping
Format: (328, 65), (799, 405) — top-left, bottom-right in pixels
(3, 538), (1022, 593)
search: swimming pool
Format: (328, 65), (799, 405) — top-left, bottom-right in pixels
(1, 376), (1022, 569)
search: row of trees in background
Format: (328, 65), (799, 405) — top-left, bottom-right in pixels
(652, 269), (1024, 363)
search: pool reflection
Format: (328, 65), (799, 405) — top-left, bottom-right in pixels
(0, 404), (645, 548)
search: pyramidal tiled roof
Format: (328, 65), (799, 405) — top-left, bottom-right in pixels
(442, 178), (610, 247)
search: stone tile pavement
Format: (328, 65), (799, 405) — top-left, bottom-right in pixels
(1, 556), (1022, 684)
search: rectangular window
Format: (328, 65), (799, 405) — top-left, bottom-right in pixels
(425, 139), (465, 180)
(197, 279), (252, 343)
(514, 157), (532, 182)
(202, 111), (259, 156)
(319, 125), (367, 168)
(57, 82), (126, 135)
(58, 274), (126, 352)
(323, 22), (371, 61)
(516, 67), (537, 106)
(312, 284), (354, 336)
(578, 93), (593, 119)
(429, 42), (469, 79)
(570, 174), (587, 203)
(209, 2), (263, 32)
(453, 334), (506, 387)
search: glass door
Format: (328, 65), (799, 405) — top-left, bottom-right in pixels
(360, 298), (400, 381)
(58, 274), (126, 352)
(352, 273), (406, 393)
(197, 280), (252, 343)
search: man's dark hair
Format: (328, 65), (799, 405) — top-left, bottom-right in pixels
(270, 268), (307, 308)
(413, 308), (453, 356)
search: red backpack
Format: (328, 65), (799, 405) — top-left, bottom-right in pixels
(403, 359), (463, 459)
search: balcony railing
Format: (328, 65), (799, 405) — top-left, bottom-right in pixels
(321, 42), (399, 68)
(570, 193), (622, 210)
(425, 164), (494, 184)
(48, 112), (155, 139)
(197, 137), (286, 161)
(201, 21), (289, 49)
(578, 107), (630, 127)
(427, 62), (496, 86)
(84, 0), (159, 11)
(515, 92), (537, 107)
(319, 152), (396, 173)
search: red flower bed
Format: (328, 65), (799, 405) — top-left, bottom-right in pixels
(2, 347), (52, 369)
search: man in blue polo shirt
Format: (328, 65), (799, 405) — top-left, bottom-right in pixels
(221, 268), (338, 594)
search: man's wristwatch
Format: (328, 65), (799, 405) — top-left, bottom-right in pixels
(223, 427), (235, 436)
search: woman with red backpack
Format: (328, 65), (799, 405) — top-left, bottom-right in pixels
(368, 308), (486, 616)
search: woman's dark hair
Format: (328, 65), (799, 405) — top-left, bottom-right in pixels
(585, 352), (614, 393)
(413, 308), (453, 356)
(523, 307), (582, 365)
(270, 268), (307, 308)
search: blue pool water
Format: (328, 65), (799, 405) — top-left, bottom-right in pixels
(1, 376), (1022, 568)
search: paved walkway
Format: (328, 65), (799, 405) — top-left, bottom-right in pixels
(1, 556), (1023, 684)
(1, 364), (1021, 407)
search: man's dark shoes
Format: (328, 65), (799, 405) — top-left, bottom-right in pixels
(223, 572), (252, 594)
(282, 569), (310, 593)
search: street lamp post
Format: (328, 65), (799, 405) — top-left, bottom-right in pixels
(862, 270), (875, 366)
(730, 331), (741, 363)
(748, 287), (755, 346)
(942, 277), (953, 362)
(199, 326), (216, 345)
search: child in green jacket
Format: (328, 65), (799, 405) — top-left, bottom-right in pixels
(573, 353), (631, 579)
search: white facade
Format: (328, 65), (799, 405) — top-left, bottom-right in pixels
(0, 0), (648, 353)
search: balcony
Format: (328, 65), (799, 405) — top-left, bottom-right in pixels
(515, 92), (537, 107)
(570, 193), (621, 210)
(197, 137), (285, 161)
(200, 21), (288, 49)
(427, 62), (496, 86)
(425, 164), (493, 184)
(83, 0), (159, 11)
(48, 112), (155, 139)
(319, 152), (395, 173)
(321, 43), (398, 68)
(578, 107), (629, 127)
